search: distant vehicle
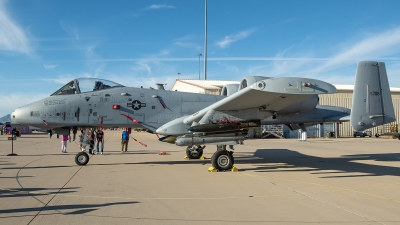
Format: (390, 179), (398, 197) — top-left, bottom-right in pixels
(374, 124), (400, 139)
(354, 131), (372, 137)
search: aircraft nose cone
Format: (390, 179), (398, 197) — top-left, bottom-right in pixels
(11, 109), (18, 123)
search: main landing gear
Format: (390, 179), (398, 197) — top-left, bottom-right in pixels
(185, 144), (237, 171)
(211, 150), (234, 171)
(186, 145), (205, 159)
(210, 145), (237, 172)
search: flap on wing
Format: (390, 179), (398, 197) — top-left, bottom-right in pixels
(183, 77), (337, 125)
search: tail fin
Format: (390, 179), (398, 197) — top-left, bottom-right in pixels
(350, 61), (396, 131)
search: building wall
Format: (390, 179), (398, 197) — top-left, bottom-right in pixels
(318, 91), (400, 137)
(171, 81), (204, 93)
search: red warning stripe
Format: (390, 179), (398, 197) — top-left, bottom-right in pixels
(120, 114), (138, 123)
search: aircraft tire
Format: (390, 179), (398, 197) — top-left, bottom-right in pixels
(75, 152), (89, 166)
(186, 146), (203, 159)
(375, 133), (380, 138)
(211, 150), (234, 171)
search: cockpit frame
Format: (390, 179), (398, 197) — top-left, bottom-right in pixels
(50, 78), (124, 96)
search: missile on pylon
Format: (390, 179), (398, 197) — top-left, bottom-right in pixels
(175, 136), (246, 146)
(189, 123), (240, 132)
(189, 121), (260, 133)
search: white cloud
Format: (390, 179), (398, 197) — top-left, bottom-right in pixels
(311, 27), (400, 74)
(0, 1), (31, 54)
(216, 28), (256, 49)
(43, 73), (97, 85)
(131, 61), (152, 75)
(43, 64), (58, 70)
(144, 4), (175, 10)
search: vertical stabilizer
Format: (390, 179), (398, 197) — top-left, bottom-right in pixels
(351, 61), (396, 131)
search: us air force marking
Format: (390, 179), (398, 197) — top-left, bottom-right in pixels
(127, 100), (146, 110)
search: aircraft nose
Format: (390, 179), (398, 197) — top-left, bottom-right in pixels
(11, 109), (19, 123)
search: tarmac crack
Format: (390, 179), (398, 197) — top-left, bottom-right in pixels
(14, 154), (92, 225)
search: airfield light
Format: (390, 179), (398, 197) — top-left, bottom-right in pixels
(112, 104), (120, 110)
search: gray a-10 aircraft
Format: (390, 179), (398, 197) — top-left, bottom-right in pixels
(12, 61), (396, 171)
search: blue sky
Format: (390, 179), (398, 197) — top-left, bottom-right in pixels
(2, 0), (400, 116)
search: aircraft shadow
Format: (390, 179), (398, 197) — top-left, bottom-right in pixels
(0, 201), (138, 215)
(1, 164), (75, 170)
(126, 148), (400, 178)
(235, 149), (400, 178)
(0, 187), (79, 198)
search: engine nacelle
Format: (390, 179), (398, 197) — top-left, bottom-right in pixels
(220, 84), (240, 96)
(239, 76), (271, 90)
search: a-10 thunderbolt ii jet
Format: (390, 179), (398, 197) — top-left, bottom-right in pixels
(12, 61), (396, 171)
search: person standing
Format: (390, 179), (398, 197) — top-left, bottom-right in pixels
(72, 126), (77, 141)
(61, 134), (68, 153)
(96, 129), (104, 154)
(88, 129), (95, 155)
(48, 129), (53, 138)
(121, 128), (129, 152)
(79, 129), (85, 151)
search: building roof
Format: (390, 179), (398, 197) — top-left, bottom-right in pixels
(333, 84), (400, 92)
(171, 79), (239, 90)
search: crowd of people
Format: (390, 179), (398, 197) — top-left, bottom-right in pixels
(2, 125), (134, 154)
(1, 126), (21, 137)
(48, 127), (131, 154)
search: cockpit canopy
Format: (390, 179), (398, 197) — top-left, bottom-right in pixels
(51, 78), (124, 96)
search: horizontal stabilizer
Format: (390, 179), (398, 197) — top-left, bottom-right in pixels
(350, 61), (396, 131)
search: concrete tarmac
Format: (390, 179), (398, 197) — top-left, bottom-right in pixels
(1, 130), (400, 225)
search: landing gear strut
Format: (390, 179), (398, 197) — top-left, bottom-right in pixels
(186, 145), (205, 159)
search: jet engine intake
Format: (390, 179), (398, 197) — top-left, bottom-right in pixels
(220, 84), (240, 96)
(239, 76), (271, 90)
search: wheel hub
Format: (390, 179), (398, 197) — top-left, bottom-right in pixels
(78, 155), (87, 164)
(217, 155), (230, 167)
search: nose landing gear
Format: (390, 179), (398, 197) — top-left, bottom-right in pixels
(75, 151), (89, 165)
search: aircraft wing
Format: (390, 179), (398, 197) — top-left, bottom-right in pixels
(183, 77), (337, 125)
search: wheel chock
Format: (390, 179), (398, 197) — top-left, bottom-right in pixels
(200, 156), (206, 160)
(159, 151), (167, 155)
(184, 156), (189, 160)
(231, 166), (239, 172)
(208, 167), (218, 172)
